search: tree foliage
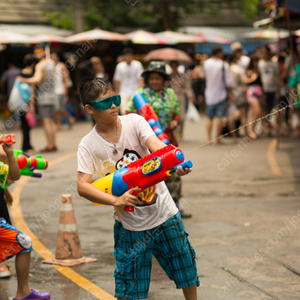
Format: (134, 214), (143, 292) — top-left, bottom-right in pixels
(44, 0), (261, 32)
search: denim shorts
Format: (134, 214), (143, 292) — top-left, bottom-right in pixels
(206, 100), (227, 119)
(113, 212), (200, 299)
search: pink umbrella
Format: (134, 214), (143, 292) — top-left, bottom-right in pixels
(125, 30), (174, 45)
(144, 48), (192, 64)
(0, 29), (31, 44)
(195, 33), (232, 44)
(158, 31), (205, 43)
(65, 28), (128, 43)
(29, 34), (66, 43)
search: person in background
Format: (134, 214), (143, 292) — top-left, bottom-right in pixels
(17, 48), (57, 152)
(90, 57), (109, 80)
(258, 46), (280, 134)
(19, 54), (37, 153)
(0, 62), (21, 97)
(50, 53), (75, 130)
(228, 52), (248, 140)
(113, 48), (144, 114)
(288, 45), (300, 138)
(126, 61), (192, 218)
(203, 45), (234, 144)
(190, 56), (206, 113)
(230, 42), (250, 72)
(170, 61), (195, 140)
(245, 56), (263, 139)
(0, 62), (21, 126)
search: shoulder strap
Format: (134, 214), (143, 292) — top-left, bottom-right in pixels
(222, 62), (226, 88)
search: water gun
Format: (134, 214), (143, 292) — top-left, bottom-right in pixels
(92, 144), (192, 212)
(133, 93), (169, 145)
(0, 134), (16, 145)
(13, 150), (48, 178)
(0, 162), (9, 190)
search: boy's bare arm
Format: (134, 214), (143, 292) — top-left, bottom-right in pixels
(145, 135), (166, 153)
(77, 172), (139, 208)
(0, 145), (20, 181)
(145, 136), (191, 177)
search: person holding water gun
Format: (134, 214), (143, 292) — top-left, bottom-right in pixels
(125, 61), (192, 218)
(77, 78), (199, 300)
(0, 134), (50, 299)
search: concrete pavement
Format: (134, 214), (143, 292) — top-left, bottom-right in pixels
(0, 117), (299, 300)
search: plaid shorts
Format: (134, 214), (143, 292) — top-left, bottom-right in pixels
(0, 218), (32, 262)
(113, 212), (200, 300)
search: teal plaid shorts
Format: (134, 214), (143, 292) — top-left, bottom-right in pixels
(113, 212), (200, 300)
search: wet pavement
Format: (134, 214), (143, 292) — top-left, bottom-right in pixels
(0, 117), (300, 300)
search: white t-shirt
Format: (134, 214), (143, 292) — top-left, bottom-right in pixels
(258, 60), (279, 93)
(203, 58), (234, 105)
(113, 60), (144, 98)
(77, 114), (178, 231)
(237, 55), (250, 72)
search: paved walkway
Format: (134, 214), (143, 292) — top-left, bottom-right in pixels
(0, 118), (299, 300)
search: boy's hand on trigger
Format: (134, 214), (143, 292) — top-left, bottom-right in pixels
(114, 187), (141, 208)
(176, 166), (192, 177)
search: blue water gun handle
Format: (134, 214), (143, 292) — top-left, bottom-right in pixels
(174, 160), (193, 171)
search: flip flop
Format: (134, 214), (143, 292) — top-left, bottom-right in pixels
(13, 289), (50, 300)
(0, 265), (12, 278)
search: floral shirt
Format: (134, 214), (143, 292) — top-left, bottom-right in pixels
(125, 86), (181, 129)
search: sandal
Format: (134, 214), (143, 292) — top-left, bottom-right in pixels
(13, 289), (50, 300)
(0, 264), (12, 278)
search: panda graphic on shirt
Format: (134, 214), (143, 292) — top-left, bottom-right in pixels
(116, 149), (157, 207)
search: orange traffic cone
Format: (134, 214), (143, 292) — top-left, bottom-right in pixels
(43, 194), (97, 266)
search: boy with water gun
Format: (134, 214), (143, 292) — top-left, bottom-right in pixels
(0, 134), (50, 300)
(77, 78), (199, 300)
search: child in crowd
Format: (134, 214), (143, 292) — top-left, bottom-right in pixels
(77, 77), (199, 300)
(0, 141), (50, 300)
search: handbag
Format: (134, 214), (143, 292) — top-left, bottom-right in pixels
(8, 80), (32, 112)
(186, 102), (200, 122)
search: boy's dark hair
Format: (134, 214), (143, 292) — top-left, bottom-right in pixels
(212, 45), (223, 56)
(122, 47), (134, 55)
(77, 77), (116, 105)
(23, 54), (36, 67)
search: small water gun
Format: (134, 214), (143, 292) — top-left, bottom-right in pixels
(13, 150), (48, 178)
(0, 162), (9, 190)
(133, 93), (169, 145)
(92, 144), (192, 212)
(0, 134), (16, 145)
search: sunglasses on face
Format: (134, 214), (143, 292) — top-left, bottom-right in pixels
(86, 95), (121, 111)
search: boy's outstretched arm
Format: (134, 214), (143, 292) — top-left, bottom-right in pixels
(145, 136), (192, 177)
(0, 144), (20, 181)
(77, 171), (140, 208)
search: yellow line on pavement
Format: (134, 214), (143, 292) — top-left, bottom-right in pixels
(267, 138), (283, 176)
(10, 151), (116, 300)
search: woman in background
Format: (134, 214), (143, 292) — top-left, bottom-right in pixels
(51, 53), (74, 130)
(19, 54), (37, 153)
(245, 56), (263, 139)
(126, 61), (191, 218)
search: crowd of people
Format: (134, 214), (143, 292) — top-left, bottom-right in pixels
(0, 40), (300, 300)
(1, 41), (300, 155)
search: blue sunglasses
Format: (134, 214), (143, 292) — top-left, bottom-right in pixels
(86, 95), (121, 111)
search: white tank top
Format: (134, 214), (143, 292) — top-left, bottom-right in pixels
(55, 62), (65, 95)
